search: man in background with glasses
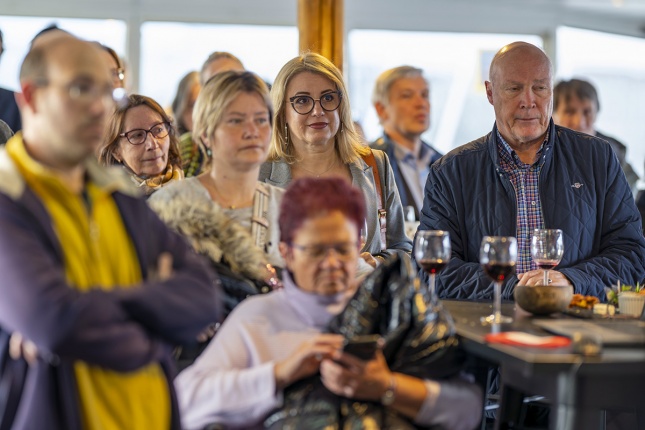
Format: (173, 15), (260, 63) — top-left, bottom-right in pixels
(418, 41), (645, 302)
(0, 28), (21, 134)
(0, 35), (220, 429)
(371, 66), (442, 221)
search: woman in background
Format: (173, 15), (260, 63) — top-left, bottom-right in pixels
(98, 94), (183, 196)
(172, 71), (208, 177)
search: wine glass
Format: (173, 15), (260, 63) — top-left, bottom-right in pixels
(480, 236), (517, 325)
(414, 230), (451, 308)
(531, 229), (564, 286)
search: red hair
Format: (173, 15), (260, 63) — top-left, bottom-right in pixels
(279, 177), (366, 244)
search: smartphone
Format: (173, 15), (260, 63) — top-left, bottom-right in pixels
(342, 334), (380, 361)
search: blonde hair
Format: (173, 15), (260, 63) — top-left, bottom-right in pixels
(269, 52), (369, 164)
(192, 70), (272, 146)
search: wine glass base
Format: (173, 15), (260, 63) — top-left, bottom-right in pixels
(480, 314), (513, 325)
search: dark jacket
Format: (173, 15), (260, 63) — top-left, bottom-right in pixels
(371, 134), (442, 219)
(0, 88), (21, 133)
(0, 147), (221, 430)
(419, 120), (645, 300)
(0, 120), (12, 145)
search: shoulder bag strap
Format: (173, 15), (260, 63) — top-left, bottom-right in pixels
(251, 182), (271, 252)
(361, 150), (387, 252)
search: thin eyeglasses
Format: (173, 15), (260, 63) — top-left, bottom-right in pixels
(119, 122), (170, 145)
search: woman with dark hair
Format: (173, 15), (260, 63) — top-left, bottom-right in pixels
(98, 44), (125, 89)
(97, 94), (183, 196)
(175, 177), (482, 430)
(172, 71), (200, 136)
(171, 71), (208, 177)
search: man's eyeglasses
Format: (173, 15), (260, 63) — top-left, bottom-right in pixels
(289, 91), (342, 115)
(35, 79), (126, 106)
(119, 122), (171, 145)
(290, 241), (358, 261)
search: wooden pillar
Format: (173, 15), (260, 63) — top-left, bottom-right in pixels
(297, 0), (344, 71)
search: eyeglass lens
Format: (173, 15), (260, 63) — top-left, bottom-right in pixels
(124, 123), (169, 145)
(290, 92), (341, 115)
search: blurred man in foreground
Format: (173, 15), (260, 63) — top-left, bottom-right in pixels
(0, 35), (220, 429)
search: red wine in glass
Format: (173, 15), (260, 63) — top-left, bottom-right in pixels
(414, 231), (451, 308)
(483, 262), (515, 282)
(419, 259), (447, 275)
(535, 260), (559, 271)
(531, 229), (564, 285)
(480, 236), (517, 325)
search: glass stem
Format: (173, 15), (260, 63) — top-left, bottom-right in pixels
(543, 269), (549, 286)
(493, 281), (502, 323)
(428, 273), (437, 306)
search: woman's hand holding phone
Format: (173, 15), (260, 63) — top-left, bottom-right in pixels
(320, 337), (392, 401)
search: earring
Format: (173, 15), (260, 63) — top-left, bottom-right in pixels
(284, 123), (289, 147)
(340, 122), (344, 133)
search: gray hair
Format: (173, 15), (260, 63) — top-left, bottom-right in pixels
(372, 65), (426, 106)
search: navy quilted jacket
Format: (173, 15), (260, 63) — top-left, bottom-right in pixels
(419, 120), (645, 300)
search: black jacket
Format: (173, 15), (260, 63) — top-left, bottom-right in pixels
(419, 120), (645, 300)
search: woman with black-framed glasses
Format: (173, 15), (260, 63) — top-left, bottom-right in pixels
(98, 94), (184, 196)
(259, 52), (412, 269)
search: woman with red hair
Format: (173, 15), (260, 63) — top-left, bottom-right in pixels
(176, 177), (482, 430)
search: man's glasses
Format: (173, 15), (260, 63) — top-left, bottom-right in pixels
(290, 241), (358, 261)
(289, 91), (342, 115)
(35, 79), (127, 106)
(119, 122), (170, 145)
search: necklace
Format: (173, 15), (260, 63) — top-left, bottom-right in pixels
(297, 158), (339, 178)
(203, 177), (249, 209)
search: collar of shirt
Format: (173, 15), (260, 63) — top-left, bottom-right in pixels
(495, 130), (549, 172)
(392, 138), (433, 170)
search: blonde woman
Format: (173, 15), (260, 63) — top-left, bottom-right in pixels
(149, 71), (282, 317)
(259, 53), (412, 267)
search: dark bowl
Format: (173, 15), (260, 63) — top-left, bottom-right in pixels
(514, 285), (574, 316)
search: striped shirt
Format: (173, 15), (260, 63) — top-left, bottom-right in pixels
(496, 131), (548, 274)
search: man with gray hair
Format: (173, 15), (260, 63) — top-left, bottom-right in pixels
(370, 66), (441, 220)
(200, 51), (244, 85)
(418, 41), (644, 301)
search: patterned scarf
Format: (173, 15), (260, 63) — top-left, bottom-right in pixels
(128, 163), (184, 196)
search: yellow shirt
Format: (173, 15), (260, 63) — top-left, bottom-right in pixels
(7, 135), (170, 430)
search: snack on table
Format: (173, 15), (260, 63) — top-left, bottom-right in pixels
(569, 294), (599, 310)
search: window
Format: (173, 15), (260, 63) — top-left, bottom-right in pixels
(139, 22), (298, 108)
(556, 26), (645, 183)
(347, 30), (542, 154)
(0, 16), (126, 91)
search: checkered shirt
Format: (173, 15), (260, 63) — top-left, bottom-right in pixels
(496, 130), (548, 274)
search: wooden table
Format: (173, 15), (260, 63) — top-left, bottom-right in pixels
(442, 300), (645, 430)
